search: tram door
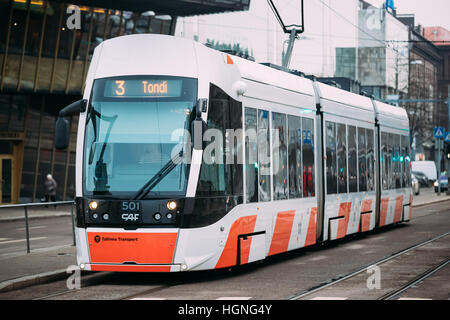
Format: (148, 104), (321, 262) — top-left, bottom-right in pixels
(0, 155), (13, 204)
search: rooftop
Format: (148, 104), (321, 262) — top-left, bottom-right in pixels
(423, 26), (450, 46)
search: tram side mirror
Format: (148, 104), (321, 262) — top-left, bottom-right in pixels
(54, 99), (87, 150)
(55, 117), (70, 149)
(192, 99), (208, 151)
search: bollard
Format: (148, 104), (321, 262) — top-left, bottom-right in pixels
(24, 206), (30, 253)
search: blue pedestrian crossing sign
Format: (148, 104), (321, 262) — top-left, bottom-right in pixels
(434, 127), (445, 139)
(445, 132), (450, 143)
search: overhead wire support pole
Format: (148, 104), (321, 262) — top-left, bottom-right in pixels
(266, 0), (304, 69)
(283, 29), (297, 68)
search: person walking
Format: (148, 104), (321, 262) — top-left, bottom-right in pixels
(44, 174), (57, 205)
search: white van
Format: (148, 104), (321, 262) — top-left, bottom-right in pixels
(411, 161), (437, 182)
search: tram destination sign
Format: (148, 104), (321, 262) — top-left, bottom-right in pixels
(105, 79), (183, 98)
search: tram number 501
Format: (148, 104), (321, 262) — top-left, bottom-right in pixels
(122, 201), (141, 211)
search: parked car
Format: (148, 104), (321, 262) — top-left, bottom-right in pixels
(412, 171), (429, 187)
(434, 173), (449, 192)
(411, 161), (437, 183)
(411, 174), (420, 195)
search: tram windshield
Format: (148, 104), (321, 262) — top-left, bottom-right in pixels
(83, 76), (197, 197)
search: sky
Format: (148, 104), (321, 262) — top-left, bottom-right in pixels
(366, 0), (450, 30)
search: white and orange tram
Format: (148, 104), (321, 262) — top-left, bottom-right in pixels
(55, 34), (412, 272)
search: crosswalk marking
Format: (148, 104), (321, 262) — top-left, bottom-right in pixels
(0, 237), (47, 245)
(310, 297), (348, 300)
(216, 297), (252, 300)
(16, 226), (47, 231)
(130, 296), (253, 300)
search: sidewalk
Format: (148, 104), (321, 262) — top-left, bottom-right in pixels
(0, 203), (73, 222)
(0, 189), (449, 293)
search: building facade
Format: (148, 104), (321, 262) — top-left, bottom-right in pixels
(334, 0), (410, 101)
(423, 26), (450, 171)
(0, 0), (250, 204)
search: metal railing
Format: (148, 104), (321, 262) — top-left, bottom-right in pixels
(0, 201), (75, 253)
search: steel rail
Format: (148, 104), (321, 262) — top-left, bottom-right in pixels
(287, 230), (450, 300)
(379, 258), (450, 300)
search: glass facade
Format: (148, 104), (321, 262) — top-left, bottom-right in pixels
(0, 0), (178, 203)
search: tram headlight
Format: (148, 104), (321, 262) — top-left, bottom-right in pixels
(167, 200), (177, 211)
(102, 213), (110, 221)
(154, 213), (162, 221)
(89, 200), (98, 210)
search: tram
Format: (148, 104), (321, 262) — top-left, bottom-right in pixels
(55, 34), (412, 272)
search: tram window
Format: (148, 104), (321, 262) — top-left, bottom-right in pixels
(366, 129), (375, 191)
(381, 132), (388, 191)
(394, 134), (401, 188)
(244, 107), (258, 203)
(272, 112), (288, 200)
(258, 110), (271, 202)
(302, 118), (315, 197)
(197, 84), (242, 197)
(400, 136), (408, 188)
(358, 127), (367, 192)
(386, 133), (394, 190)
(326, 121), (337, 195)
(388, 133), (394, 189)
(288, 115), (302, 199)
(336, 123), (347, 194)
(348, 125), (357, 193)
(402, 135), (411, 187)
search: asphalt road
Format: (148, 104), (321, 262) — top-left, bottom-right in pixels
(0, 216), (74, 259)
(0, 200), (448, 300)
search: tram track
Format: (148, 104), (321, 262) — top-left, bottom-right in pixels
(33, 230), (450, 300)
(2, 201), (447, 300)
(287, 230), (450, 300)
(378, 258), (450, 300)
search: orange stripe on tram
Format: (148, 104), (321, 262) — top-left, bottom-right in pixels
(393, 195), (404, 223)
(337, 202), (352, 239)
(268, 210), (296, 256)
(379, 198), (389, 227)
(87, 232), (177, 264)
(215, 215), (257, 269)
(304, 208), (317, 247)
(360, 199), (373, 232)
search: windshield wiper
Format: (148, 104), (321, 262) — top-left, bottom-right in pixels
(92, 112), (118, 193)
(132, 150), (184, 200)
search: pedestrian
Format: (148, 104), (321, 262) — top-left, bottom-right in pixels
(44, 174), (57, 206)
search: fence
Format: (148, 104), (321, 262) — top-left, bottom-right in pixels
(0, 201), (75, 253)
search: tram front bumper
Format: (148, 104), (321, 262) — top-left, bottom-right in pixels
(84, 229), (180, 272)
(80, 263), (182, 272)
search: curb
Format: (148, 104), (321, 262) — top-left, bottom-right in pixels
(0, 212), (72, 223)
(0, 269), (68, 293)
(412, 197), (450, 208)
